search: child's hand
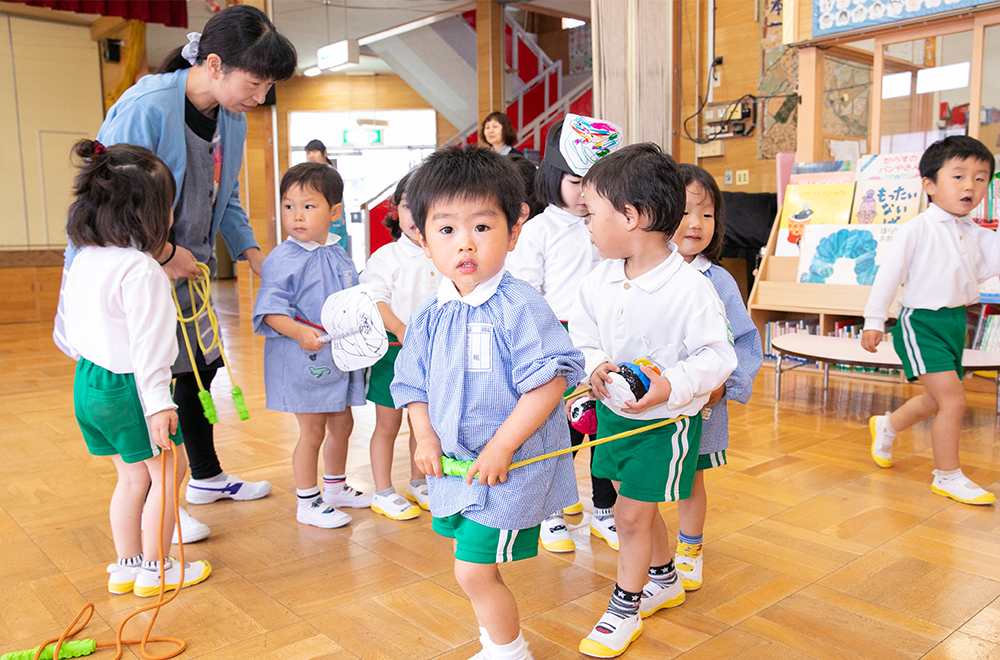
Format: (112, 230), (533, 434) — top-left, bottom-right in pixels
(622, 365), (673, 414)
(590, 362), (619, 401)
(298, 325), (325, 352)
(414, 434), (444, 478)
(707, 383), (726, 405)
(861, 329), (883, 353)
(149, 409), (178, 450)
(565, 393), (589, 420)
(465, 438), (516, 487)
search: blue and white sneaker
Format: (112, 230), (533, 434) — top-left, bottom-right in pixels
(185, 473), (272, 504)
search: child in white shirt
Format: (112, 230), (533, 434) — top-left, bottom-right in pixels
(61, 140), (211, 598)
(359, 172), (443, 519)
(863, 136), (1000, 505)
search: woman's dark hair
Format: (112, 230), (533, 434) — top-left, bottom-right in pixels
(67, 140), (176, 256)
(480, 112), (517, 147)
(383, 171), (413, 240)
(280, 162), (344, 207)
(161, 5), (296, 81)
(920, 135), (995, 182)
(583, 143), (686, 237)
(535, 161), (576, 209)
(305, 139), (327, 154)
(405, 145), (524, 235)
(508, 155), (543, 220)
(677, 163), (726, 264)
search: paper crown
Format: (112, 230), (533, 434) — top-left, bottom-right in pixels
(542, 114), (624, 176)
(320, 285), (388, 371)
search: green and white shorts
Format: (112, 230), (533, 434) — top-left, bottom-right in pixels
(697, 450), (727, 471)
(592, 402), (702, 502)
(432, 513), (541, 564)
(893, 306), (965, 382)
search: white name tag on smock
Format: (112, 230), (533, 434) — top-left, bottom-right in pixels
(466, 323), (493, 371)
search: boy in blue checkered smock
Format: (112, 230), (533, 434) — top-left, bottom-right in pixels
(391, 145), (585, 660)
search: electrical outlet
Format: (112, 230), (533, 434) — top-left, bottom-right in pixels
(695, 141), (725, 158)
(712, 70), (721, 88)
(735, 169), (749, 185)
(724, 170), (733, 185)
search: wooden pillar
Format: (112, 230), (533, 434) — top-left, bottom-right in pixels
(796, 46), (825, 162)
(477, 0), (505, 124)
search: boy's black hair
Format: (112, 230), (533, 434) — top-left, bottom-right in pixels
(919, 135), (995, 181)
(383, 171), (413, 240)
(534, 161), (577, 209)
(480, 111), (517, 147)
(404, 145), (524, 235)
(583, 143), (686, 237)
(508, 154), (544, 219)
(280, 162), (344, 207)
(677, 163), (726, 264)
(305, 139), (327, 154)
(161, 5), (296, 82)
(67, 140), (176, 256)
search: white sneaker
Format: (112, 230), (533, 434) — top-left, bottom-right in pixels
(590, 515), (619, 551)
(579, 612), (642, 658)
(133, 558), (212, 598)
(107, 562), (141, 595)
(173, 507), (210, 544)
(323, 483), (373, 509)
(931, 470), (996, 505)
(869, 413), (895, 468)
(297, 496), (352, 528)
(371, 492), (421, 520)
(406, 482), (430, 511)
(185, 473), (272, 504)
(674, 544), (704, 591)
(540, 515), (575, 553)
(563, 501), (584, 515)
(640, 574), (686, 618)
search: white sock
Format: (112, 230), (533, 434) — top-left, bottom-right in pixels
(933, 468), (963, 481)
(190, 472), (227, 483)
(486, 631), (529, 660)
(296, 488), (321, 507)
(882, 413), (898, 437)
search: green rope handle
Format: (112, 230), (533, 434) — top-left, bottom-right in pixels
(198, 389), (218, 425)
(231, 386), (250, 421)
(1, 639), (96, 660)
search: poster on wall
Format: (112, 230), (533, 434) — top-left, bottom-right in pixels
(814, 0), (987, 38)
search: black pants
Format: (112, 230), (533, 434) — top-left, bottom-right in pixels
(570, 425), (618, 510)
(173, 353), (225, 480)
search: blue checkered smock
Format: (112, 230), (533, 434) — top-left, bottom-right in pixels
(391, 271), (585, 530)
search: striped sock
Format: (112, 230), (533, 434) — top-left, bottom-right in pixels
(594, 507), (614, 521)
(296, 487), (321, 507)
(599, 584), (641, 630)
(678, 531), (703, 546)
(117, 553), (143, 567)
(647, 561), (678, 589)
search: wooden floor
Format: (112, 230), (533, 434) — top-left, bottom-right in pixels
(3, 281), (1000, 660)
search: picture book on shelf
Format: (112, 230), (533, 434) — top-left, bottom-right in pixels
(850, 178), (923, 224)
(776, 183), (856, 257)
(796, 224), (899, 285)
(791, 160), (853, 175)
(788, 171), (856, 185)
(857, 153), (921, 180)
(972, 174), (1000, 230)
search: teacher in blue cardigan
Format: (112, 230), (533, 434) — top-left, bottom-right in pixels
(59, 5), (296, 542)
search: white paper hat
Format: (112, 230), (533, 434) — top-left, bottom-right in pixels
(557, 114), (624, 176)
(320, 285), (388, 371)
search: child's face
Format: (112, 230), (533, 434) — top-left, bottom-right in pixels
(671, 183), (715, 263)
(397, 193), (422, 245)
(561, 174), (589, 217)
(420, 196), (521, 297)
(584, 184), (632, 260)
(280, 183), (342, 245)
(923, 157), (992, 217)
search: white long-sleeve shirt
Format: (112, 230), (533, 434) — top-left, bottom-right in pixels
(864, 203), (1000, 332)
(63, 246), (179, 416)
(569, 249), (737, 420)
(359, 234), (442, 325)
(506, 204), (600, 321)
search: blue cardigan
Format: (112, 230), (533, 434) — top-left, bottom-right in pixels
(65, 68), (257, 266)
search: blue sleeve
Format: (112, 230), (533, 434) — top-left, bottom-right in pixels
(709, 266), (762, 405)
(98, 102), (161, 152)
(252, 247), (297, 338)
(390, 301), (434, 408)
(505, 288), (586, 396)
(218, 176), (259, 261)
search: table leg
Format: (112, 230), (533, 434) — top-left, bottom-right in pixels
(823, 362), (829, 390)
(995, 372), (999, 416)
(775, 353), (783, 401)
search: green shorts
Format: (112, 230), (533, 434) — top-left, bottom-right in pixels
(74, 358), (182, 464)
(366, 332), (400, 408)
(697, 450), (727, 471)
(592, 401), (702, 502)
(893, 306), (965, 382)
(432, 513), (540, 564)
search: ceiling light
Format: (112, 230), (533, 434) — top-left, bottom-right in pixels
(562, 18), (585, 29)
(318, 39), (360, 71)
(304, 67), (321, 77)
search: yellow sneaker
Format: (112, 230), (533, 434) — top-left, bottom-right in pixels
(563, 501), (584, 515)
(133, 558), (211, 598)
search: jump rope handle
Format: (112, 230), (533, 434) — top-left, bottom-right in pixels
(198, 389), (218, 425)
(441, 457), (474, 479)
(231, 386), (250, 421)
(1, 639), (97, 660)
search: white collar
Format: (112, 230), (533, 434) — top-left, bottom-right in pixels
(690, 254), (713, 273)
(287, 233), (340, 251)
(926, 202), (972, 224)
(606, 247), (684, 293)
(437, 268), (506, 308)
(545, 203), (587, 226)
(497, 144), (512, 156)
(397, 233), (425, 255)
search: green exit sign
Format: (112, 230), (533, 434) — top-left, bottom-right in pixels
(342, 128), (382, 145)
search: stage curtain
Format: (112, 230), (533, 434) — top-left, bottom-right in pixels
(4, 0), (187, 28)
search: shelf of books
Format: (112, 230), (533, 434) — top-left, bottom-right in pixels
(749, 152), (1000, 383)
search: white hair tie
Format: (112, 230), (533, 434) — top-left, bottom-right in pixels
(181, 32), (201, 65)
